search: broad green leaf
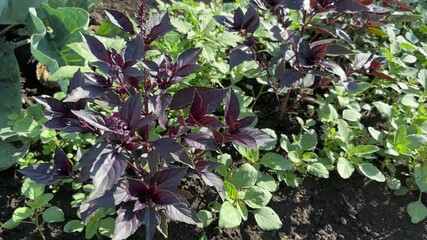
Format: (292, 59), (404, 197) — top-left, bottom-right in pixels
(236, 201), (248, 221)
(299, 130), (318, 151)
(256, 174), (278, 192)
(407, 201), (427, 224)
(244, 186), (272, 209)
(254, 207), (282, 231)
(64, 220), (84, 233)
(260, 152), (292, 171)
(337, 157), (354, 179)
(406, 134), (427, 149)
(47, 0), (101, 12)
(1, 218), (20, 229)
(368, 127), (383, 142)
(99, 217), (115, 238)
(49, 66), (92, 82)
(218, 202), (241, 229)
(280, 134), (294, 152)
(259, 128), (277, 151)
(234, 144), (259, 163)
(386, 177), (401, 190)
(318, 104), (338, 121)
(342, 109), (361, 122)
(394, 186), (409, 196)
(224, 181), (238, 200)
(0, 0), (44, 24)
(157, 212), (168, 239)
(418, 69), (427, 90)
(414, 164), (427, 192)
(28, 193), (53, 209)
(29, 4), (89, 73)
(307, 163), (329, 178)
(197, 210), (213, 228)
(354, 145), (379, 156)
(230, 163), (258, 189)
(171, 18), (193, 34)
(281, 172), (300, 187)
(85, 217), (99, 239)
(336, 119), (352, 142)
(21, 178), (45, 200)
(358, 163), (385, 182)
(42, 206), (64, 223)
(213, 153), (232, 176)
(12, 207), (33, 222)
(372, 101), (392, 118)
(401, 94), (419, 108)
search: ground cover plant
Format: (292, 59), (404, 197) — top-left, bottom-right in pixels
(1, 0), (427, 239)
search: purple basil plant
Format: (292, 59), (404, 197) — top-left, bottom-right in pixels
(214, 0), (398, 116)
(18, 2), (273, 240)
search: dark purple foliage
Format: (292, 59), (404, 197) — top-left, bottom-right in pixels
(19, 147), (74, 185)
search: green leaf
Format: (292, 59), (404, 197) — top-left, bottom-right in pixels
(99, 217), (115, 238)
(197, 210), (213, 228)
(418, 69), (427, 90)
(213, 153), (232, 176)
(368, 127), (383, 142)
(401, 94), (419, 108)
(406, 134), (427, 149)
(299, 130), (318, 151)
(21, 178), (45, 200)
(157, 212), (168, 239)
(337, 157), (354, 179)
(244, 186), (272, 209)
(171, 18), (193, 33)
(48, 66), (92, 82)
(224, 181), (238, 200)
(336, 119), (352, 142)
(0, 0), (45, 24)
(63, 220), (84, 233)
(256, 174), (278, 192)
(414, 164), (427, 192)
(318, 104), (338, 121)
(386, 177), (401, 190)
(234, 144), (259, 163)
(236, 201), (248, 221)
(259, 128), (277, 151)
(85, 217), (99, 239)
(12, 207), (33, 222)
(29, 4), (89, 73)
(218, 202), (241, 229)
(407, 201), (427, 224)
(358, 163), (385, 182)
(254, 207), (282, 230)
(307, 163), (329, 178)
(354, 145), (379, 156)
(229, 163), (258, 189)
(42, 206), (64, 223)
(342, 109), (361, 122)
(372, 101), (392, 118)
(28, 193), (53, 209)
(260, 152), (292, 171)
(1, 218), (21, 229)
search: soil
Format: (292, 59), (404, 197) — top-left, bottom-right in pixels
(1, 1), (427, 240)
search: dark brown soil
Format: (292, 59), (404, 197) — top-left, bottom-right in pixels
(1, 1), (427, 240)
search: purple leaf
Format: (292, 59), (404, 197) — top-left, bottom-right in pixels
(119, 94), (142, 130)
(282, 0), (304, 10)
(201, 89), (228, 114)
(213, 15), (235, 29)
(105, 9), (135, 34)
(153, 138), (192, 166)
(225, 89), (240, 125)
(279, 70), (305, 88)
(141, 60), (159, 72)
(141, 207), (160, 240)
(18, 164), (59, 185)
(169, 87), (211, 110)
(198, 170), (225, 201)
(229, 45), (255, 69)
(233, 127), (275, 149)
(327, 44), (354, 56)
(150, 93), (171, 129)
(183, 132), (217, 151)
(174, 64), (199, 77)
(112, 202), (145, 240)
(151, 167), (187, 191)
(242, 6), (260, 33)
(76, 142), (113, 178)
(320, 61), (347, 80)
(145, 12), (174, 44)
(335, 0), (368, 12)
(189, 90), (207, 122)
(34, 97), (68, 113)
(72, 110), (111, 132)
(124, 35), (144, 61)
(165, 196), (199, 224)
(81, 33), (109, 62)
(151, 191), (182, 205)
(80, 179), (130, 223)
(65, 85), (108, 102)
(176, 48), (202, 68)
(67, 69), (85, 94)
(91, 152), (127, 196)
